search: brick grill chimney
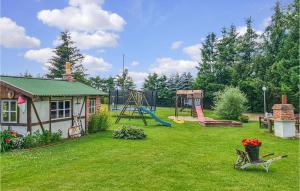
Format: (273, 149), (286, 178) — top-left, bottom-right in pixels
(62, 62), (75, 82)
(281, 95), (287, 104)
(272, 95), (295, 121)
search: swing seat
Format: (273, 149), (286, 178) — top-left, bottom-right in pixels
(173, 119), (184, 124)
(234, 149), (287, 172)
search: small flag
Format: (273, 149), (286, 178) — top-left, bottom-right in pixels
(17, 96), (26, 113)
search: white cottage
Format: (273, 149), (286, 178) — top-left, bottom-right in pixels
(0, 75), (106, 138)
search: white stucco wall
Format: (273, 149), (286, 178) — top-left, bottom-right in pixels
(0, 96), (87, 138)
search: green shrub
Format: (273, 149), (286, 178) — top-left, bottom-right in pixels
(214, 87), (247, 120)
(1, 130), (62, 151)
(113, 125), (146, 140)
(36, 130), (52, 145)
(22, 134), (38, 149)
(240, 114), (249, 123)
(88, 108), (111, 133)
(51, 130), (62, 142)
(11, 137), (24, 150)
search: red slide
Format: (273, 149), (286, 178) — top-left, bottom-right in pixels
(195, 106), (206, 123)
(194, 106), (241, 127)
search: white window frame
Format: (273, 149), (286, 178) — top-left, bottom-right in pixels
(89, 99), (96, 114)
(1, 100), (17, 123)
(50, 100), (71, 120)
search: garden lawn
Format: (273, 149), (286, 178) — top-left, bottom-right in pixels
(1, 107), (299, 191)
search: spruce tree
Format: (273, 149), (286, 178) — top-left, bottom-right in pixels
(143, 73), (159, 90)
(269, 0), (299, 111)
(215, 25), (237, 85)
(47, 31), (85, 79)
(116, 68), (135, 90)
(233, 17), (258, 85)
(194, 32), (221, 106)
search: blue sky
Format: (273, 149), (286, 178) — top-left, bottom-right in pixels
(0, 0), (292, 86)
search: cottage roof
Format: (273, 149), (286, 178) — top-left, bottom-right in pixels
(0, 76), (106, 97)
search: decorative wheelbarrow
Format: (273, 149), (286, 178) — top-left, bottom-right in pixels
(234, 149), (287, 172)
(234, 138), (287, 172)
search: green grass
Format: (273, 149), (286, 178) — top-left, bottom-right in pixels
(1, 107), (299, 191)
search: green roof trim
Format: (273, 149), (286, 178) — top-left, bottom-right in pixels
(0, 76), (107, 96)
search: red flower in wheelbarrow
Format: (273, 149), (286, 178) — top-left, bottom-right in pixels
(242, 138), (262, 147)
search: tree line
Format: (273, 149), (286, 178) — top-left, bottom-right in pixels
(24, 0), (298, 113)
(145, 0), (299, 112)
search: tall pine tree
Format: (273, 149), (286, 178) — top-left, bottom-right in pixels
(233, 17), (258, 85)
(47, 31), (85, 80)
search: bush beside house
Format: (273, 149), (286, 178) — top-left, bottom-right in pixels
(88, 108), (111, 133)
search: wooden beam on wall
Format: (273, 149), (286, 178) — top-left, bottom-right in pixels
(84, 96), (87, 132)
(49, 97), (51, 132)
(32, 101), (45, 133)
(71, 96), (74, 126)
(26, 97), (32, 134)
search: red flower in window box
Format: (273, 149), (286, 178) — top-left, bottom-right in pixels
(4, 138), (11, 143)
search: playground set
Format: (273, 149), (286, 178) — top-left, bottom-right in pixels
(173, 89), (241, 126)
(112, 89), (171, 127)
(110, 88), (241, 127)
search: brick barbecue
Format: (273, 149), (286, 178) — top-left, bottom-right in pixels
(272, 95), (295, 121)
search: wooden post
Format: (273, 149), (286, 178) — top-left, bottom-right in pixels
(84, 96), (87, 132)
(259, 116), (262, 128)
(49, 97), (51, 132)
(26, 97), (32, 134)
(191, 94), (195, 117)
(108, 90), (111, 111)
(71, 96), (74, 126)
(267, 118), (272, 133)
(175, 95), (178, 118)
(32, 101), (45, 133)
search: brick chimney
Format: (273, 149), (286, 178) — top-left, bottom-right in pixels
(272, 95), (295, 121)
(62, 62), (75, 82)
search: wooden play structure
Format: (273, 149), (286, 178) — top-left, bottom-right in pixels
(174, 89), (241, 126)
(175, 90), (204, 118)
(115, 89), (171, 127)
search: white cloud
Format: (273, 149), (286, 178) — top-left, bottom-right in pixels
(83, 55), (112, 74)
(182, 43), (202, 61)
(131, 61), (140, 66)
(128, 71), (148, 86)
(0, 17), (40, 48)
(37, 0), (126, 32)
(171, 41), (183, 50)
(149, 57), (197, 75)
(24, 48), (54, 68)
(53, 31), (118, 49)
(262, 17), (271, 28)
(24, 48), (111, 74)
(236, 26), (263, 36)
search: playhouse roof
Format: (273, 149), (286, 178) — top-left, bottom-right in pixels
(0, 76), (106, 97)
